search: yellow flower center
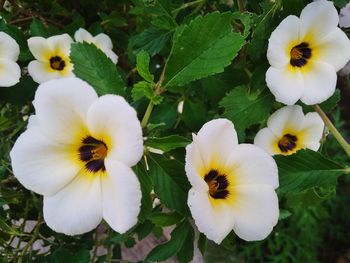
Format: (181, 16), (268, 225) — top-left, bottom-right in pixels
(50, 56), (66, 71)
(204, 169), (229, 199)
(78, 136), (108, 173)
(278, 133), (298, 153)
(290, 42), (312, 67)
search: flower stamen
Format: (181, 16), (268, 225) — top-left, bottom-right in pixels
(204, 169), (229, 199)
(79, 136), (108, 172)
(290, 42), (312, 67)
(278, 134), (298, 153)
(50, 56), (66, 71)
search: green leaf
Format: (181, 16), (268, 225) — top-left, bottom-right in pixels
(132, 81), (163, 104)
(279, 209), (292, 220)
(182, 99), (207, 131)
(197, 233), (207, 256)
(145, 135), (191, 152)
(275, 150), (345, 193)
(164, 12), (245, 88)
(177, 223), (195, 263)
(148, 154), (190, 214)
(220, 86), (275, 133)
(70, 42), (125, 96)
(232, 12), (253, 38)
(149, 212), (184, 226)
(136, 50), (154, 82)
(146, 220), (192, 261)
(51, 247), (90, 263)
(303, 89), (340, 113)
(30, 18), (49, 37)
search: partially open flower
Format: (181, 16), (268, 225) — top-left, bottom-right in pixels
(254, 105), (324, 155)
(0, 32), (21, 87)
(10, 77), (143, 235)
(74, 28), (118, 64)
(266, 1), (350, 105)
(27, 34), (74, 83)
(185, 119), (279, 244)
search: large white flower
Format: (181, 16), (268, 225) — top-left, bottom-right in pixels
(10, 77), (143, 235)
(0, 32), (21, 87)
(74, 28), (118, 64)
(27, 34), (74, 84)
(266, 1), (350, 105)
(185, 119), (279, 244)
(254, 105), (324, 155)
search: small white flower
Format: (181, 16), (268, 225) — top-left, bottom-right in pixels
(266, 1), (350, 105)
(74, 28), (118, 64)
(254, 105), (324, 155)
(0, 32), (21, 87)
(10, 77), (143, 235)
(185, 119), (279, 244)
(339, 2), (350, 28)
(27, 34), (74, 84)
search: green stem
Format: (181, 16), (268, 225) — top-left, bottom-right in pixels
(141, 102), (154, 128)
(314, 104), (350, 158)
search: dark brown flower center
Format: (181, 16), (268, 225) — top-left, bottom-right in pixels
(204, 169), (229, 199)
(79, 136), (108, 173)
(290, 42), (312, 67)
(50, 56), (66, 71)
(278, 134), (298, 153)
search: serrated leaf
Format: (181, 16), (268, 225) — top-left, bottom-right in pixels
(149, 212), (184, 226)
(136, 50), (154, 82)
(145, 135), (191, 152)
(148, 154), (190, 214)
(220, 86), (274, 133)
(30, 18), (49, 37)
(275, 149), (345, 193)
(132, 81), (163, 104)
(146, 220), (192, 261)
(164, 12), (245, 88)
(70, 42), (125, 96)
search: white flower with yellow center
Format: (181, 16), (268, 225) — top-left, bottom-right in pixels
(0, 32), (21, 87)
(266, 0), (350, 105)
(27, 34), (74, 84)
(254, 105), (324, 156)
(185, 119), (279, 244)
(74, 28), (118, 64)
(10, 77), (143, 235)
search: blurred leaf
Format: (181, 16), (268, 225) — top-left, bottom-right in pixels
(51, 247), (90, 263)
(145, 135), (191, 152)
(183, 100), (207, 131)
(220, 86), (274, 133)
(279, 209), (292, 220)
(164, 12), (245, 88)
(177, 222), (195, 263)
(275, 150), (345, 193)
(136, 50), (154, 82)
(148, 154), (190, 214)
(198, 233), (207, 256)
(30, 18), (49, 37)
(232, 12), (253, 38)
(149, 212), (184, 226)
(71, 42), (125, 96)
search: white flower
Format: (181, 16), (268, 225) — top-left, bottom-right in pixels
(266, 1), (350, 105)
(27, 34), (74, 84)
(254, 105), (324, 155)
(185, 119), (279, 244)
(0, 32), (21, 87)
(339, 2), (350, 28)
(10, 77), (143, 235)
(74, 28), (118, 64)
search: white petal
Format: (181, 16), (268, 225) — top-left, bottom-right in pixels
(10, 126), (80, 196)
(254, 128), (279, 155)
(43, 171), (102, 235)
(0, 59), (20, 87)
(27, 115), (38, 129)
(194, 119), (238, 168)
(74, 28), (94, 43)
(28, 60), (59, 84)
(232, 185), (279, 241)
(226, 144), (279, 188)
(267, 15), (300, 68)
(33, 78), (98, 144)
(267, 105), (304, 137)
(300, 61), (337, 105)
(47, 34), (73, 55)
(315, 28), (350, 71)
(299, 112), (324, 150)
(185, 142), (210, 191)
(300, 1), (339, 40)
(188, 188), (235, 244)
(102, 159), (141, 233)
(265, 67), (304, 105)
(28, 36), (51, 61)
(102, 48), (118, 64)
(94, 33), (113, 50)
(86, 95), (143, 167)
(0, 32), (20, 61)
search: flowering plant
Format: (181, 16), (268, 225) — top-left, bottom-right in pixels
(1, 0), (350, 262)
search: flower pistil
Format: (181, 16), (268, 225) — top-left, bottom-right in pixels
(290, 42), (312, 67)
(277, 133), (298, 153)
(78, 136), (108, 173)
(204, 169), (229, 199)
